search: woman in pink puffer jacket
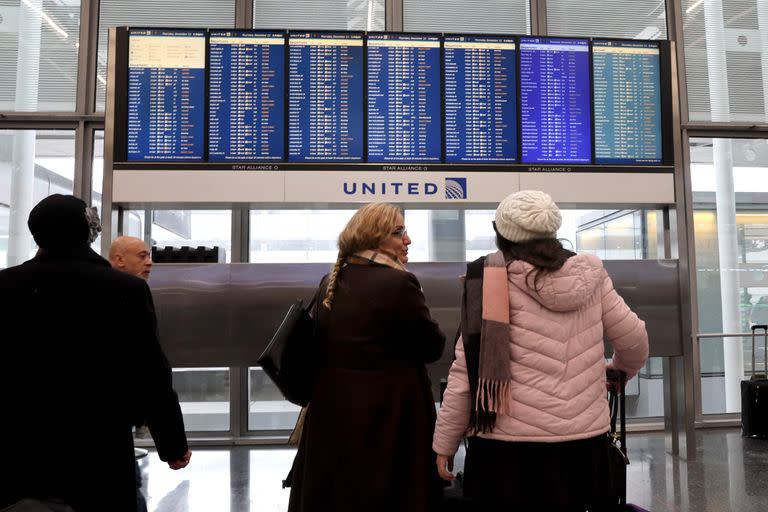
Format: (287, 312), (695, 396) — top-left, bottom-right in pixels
(433, 190), (649, 511)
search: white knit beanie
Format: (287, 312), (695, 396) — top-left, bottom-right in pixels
(494, 190), (561, 242)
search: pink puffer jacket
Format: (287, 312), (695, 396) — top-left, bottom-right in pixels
(433, 253), (648, 456)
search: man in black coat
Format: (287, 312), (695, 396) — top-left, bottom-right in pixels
(0, 195), (191, 512)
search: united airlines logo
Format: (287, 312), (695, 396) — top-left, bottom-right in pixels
(445, 177), (467, 199)
(339, 177), (467, 199)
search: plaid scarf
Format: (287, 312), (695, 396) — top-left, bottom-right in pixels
(347, 249), (407, 271)
(461, 251), (513, 433)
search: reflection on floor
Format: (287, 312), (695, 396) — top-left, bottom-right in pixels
(140, 428), (768, 512)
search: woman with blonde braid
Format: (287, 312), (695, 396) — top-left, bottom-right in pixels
(288, 202), (446, 512)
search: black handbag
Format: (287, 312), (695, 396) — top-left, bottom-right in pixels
(257, 297), (317, 407)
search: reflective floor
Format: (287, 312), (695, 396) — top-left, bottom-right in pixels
(139, 428), (768, 512)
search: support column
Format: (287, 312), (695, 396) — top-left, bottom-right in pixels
(704, 0), (743, 412)
(8, 0), (42, 267)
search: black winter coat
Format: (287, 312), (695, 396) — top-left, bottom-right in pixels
(0, 247), (188, 512)
(288, 263), (446, 512)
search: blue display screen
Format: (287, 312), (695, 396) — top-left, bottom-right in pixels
(444, 35), (517, 163)
(367, 33), (442, 162)
(208, 31), (284, 161)
(593, 40), (662, 165)
(287, 32), (364, 162)
(519, 37), (591, 164)
(127, 29), (206, 161)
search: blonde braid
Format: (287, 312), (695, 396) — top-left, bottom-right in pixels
(322, 253), (345, 309)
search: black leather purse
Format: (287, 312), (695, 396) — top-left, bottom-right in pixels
(257, 297), (317, 407)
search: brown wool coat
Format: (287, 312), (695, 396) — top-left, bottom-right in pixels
(288, 263), (446, 512)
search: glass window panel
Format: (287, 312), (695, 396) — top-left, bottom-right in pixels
(248, 367), (300, 431)
(249, 209), (451, 263)
(96, 0), (236, 111)
(683, 0), (768, 122)
(404, 0), (530, 34)
(0, 129), (75, 268)
(0, 0), (80, 111)
(122, 209), (145, 240)
(547, 0), (667, 39)
(690, 137), (768, 414)
(249, 209), (355, 263)
(92, 130), (104, 252)
(403, 209), (430, 262)
(466, 209), (654, 261)
(151, 209), (232, 263)
(172, 368), (230, 431)
(93, 130), (104, 207)
(254, 0), (384, 30)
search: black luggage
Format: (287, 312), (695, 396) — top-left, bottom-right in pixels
(606, 369), (628, 506)
(741, 324), (768, 439)
(607, 369), (651, 512)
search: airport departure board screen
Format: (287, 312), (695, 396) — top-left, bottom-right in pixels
(287, 32), (364, 162)
(367, 33), (441, 162)
(208, 31), (284, 161)
(444, 35), (517, 163)
(593, 40), (662, 164)
(519, 37), (591, 164)
(117, 28), (672, 169)
(127, 29), (206, 161)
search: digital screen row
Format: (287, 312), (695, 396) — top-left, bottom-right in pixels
(126, 29), (664, 165)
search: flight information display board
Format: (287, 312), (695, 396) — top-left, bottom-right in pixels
(519, 37), (591, 164)
(116, 28), (672, 170)
(593, 40), (662, 164)
(208, 31), (284, 161)
(367, 33), (441, 162)
(444, 35), (517, 163)
(287, 32), (364, 162)
(127, 29), (206, 161)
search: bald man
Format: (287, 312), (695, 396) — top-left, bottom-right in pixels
(109, 236), (177, 512)
(110, 236), (153, 280)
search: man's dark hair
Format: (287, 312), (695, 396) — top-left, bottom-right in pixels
(27, 194), (90, 250)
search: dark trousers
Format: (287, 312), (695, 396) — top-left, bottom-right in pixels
(462, 435), (615, 511)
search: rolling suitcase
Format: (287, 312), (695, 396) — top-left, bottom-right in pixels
(741, 324), (768, 439)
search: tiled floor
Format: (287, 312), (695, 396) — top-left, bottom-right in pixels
(140, 428), (768, 512)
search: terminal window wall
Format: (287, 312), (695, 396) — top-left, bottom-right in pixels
(253, 0), (384, 30)
(403, 0), (530, 34)
(546, 0), (667, 39)
(691, 137), (768, 414)
(248, 209), (433, 263)
(150, 210), (232, 263)
(0, 130), (75, 269)
(0, 0), (80, 111)
(96, 0), (236, 111)
(683, 0), (768, 122)
(172, 368), (231, 432)
(92, 131), (104, 250)
(119, 209), (232, 259)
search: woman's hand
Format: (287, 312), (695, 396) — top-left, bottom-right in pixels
(436, 453), (455, 481)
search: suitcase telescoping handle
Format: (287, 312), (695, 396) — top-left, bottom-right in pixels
(751, 324), (768, 380)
